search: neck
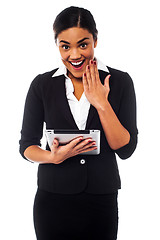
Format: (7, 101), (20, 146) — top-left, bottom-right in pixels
(67, 70), (82, 83)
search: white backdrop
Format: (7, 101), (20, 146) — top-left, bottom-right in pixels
(0, 0), (160, 239)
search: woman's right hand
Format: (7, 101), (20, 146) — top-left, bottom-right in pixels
(49, 137), (97, 164)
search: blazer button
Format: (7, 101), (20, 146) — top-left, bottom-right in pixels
(80, 159), (85, 164)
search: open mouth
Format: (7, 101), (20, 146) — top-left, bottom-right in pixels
(69, 60), (85, 69)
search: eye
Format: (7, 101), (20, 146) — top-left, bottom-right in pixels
(62, 45), (70, 50)
(80, 43), (87, 49)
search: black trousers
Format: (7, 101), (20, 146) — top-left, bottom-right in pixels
(33, 188), (118, 240)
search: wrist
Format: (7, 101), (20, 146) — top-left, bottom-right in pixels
(96, 100), (110, 112)
(46, 151), (55, 164)
(24, 146), (54, 164)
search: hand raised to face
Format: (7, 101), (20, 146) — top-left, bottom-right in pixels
(82, 60), (111, 110)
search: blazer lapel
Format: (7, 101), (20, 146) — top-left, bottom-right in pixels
(53, 70), (109, 130)
(99, 69), (110, 84)
(85, 70), (110, 129)
(53, 75), (79, 129)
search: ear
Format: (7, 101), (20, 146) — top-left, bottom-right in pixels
(55, 39), (59, 47)
(94, 39), (98, 48)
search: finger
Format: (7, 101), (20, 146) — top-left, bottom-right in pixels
(81, 141), (96, 151)
(77, 145), (97, 154)
(82, 72), (89, 91)
(104, 74), (111, 90)
(93, 60), (100, 82)
(74, 138), (94, 151)
(68, 136), (83, 149)
(51, 138), (59, 150)
(90, 60), (96, 85)
(86, 64), (92, 88)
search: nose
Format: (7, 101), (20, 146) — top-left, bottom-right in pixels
(70, 48), (81, 60)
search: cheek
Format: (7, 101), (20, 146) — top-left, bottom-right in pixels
(83, 48), (94, 59)
(59, 49), (68, 61)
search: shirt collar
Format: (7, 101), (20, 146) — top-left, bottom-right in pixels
(96, 58), (110, 73)
(52, 57), (109, 78)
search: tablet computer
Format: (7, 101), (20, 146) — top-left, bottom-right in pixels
(45, 129), (100, 155)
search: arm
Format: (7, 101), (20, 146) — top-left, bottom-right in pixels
(19, 75), (97, 164)
(24, 138), (97, 164)
(24, 145), (51, 163)
(19, 75), (44, 162)
(113, 72), (138, 159)
(83, 60), (138, 159)
(96, 100), (130, 150)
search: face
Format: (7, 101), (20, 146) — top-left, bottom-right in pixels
(57, 27), (97, 79)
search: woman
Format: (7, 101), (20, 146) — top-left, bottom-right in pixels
(19, 6), (138, 240)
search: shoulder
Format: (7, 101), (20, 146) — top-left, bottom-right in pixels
(31, 68), (59, 86)
(30, 68), (61, 92)
(27, 68), (59, 98)
(107, 66), (134, 89)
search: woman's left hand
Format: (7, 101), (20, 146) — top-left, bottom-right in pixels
(83, 60), (111, 110)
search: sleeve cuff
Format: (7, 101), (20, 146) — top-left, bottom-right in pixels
(114, 133), (138, 159)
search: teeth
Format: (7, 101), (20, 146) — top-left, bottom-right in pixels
(71, 61), (83, 66)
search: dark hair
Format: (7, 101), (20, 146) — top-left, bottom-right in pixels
(53, 6), (98, 42)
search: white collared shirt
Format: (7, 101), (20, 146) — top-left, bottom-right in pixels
(52, 58), (109, 130)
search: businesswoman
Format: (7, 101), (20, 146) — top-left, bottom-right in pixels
(19, 6), (138, 240)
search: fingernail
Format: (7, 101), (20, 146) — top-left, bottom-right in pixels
(94, 61), (96, 65)
(91, 60), (93, 64)
(84, 73), (86, 77)
(87, 65), (90, 70)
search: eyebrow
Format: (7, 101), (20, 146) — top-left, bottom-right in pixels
(59, 37), (90, 45)
(77, 37), (89, 44)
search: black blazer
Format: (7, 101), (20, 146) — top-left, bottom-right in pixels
(19, 66), (138, 194)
